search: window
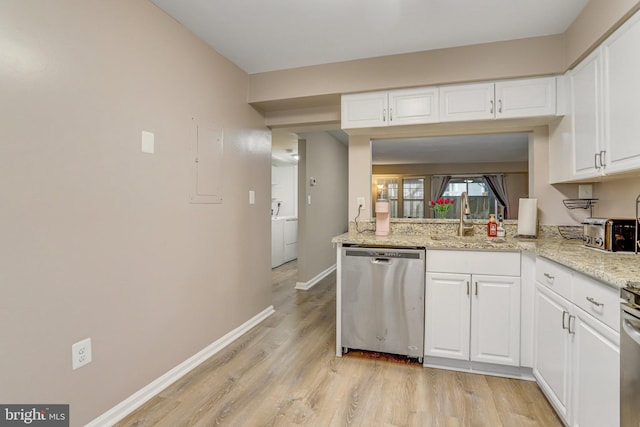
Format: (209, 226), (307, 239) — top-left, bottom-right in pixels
(402, 177), (425, 218)
(434, 176), (500, 219)
(373, 175), (425, 218)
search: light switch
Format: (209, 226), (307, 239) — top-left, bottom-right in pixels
(249, 190), (255, 205)
(141, 130), (154, 154)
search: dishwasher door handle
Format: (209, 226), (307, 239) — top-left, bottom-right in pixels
(371, 258), (392, 265)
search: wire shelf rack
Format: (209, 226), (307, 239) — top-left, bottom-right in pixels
(563, 198), (598, 217)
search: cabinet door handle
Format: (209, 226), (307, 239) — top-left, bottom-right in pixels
(498, 99), (503, 113)
(568, 315), (576, 334)
(466, 281), (470, 296)
(475, 281), (478, 296)
(594, 152), (601, 169)
(382, 108), (386, 122)
(543, 272), (554, 281)
(389, 107), (393, 122)
(562, 310), (569, 330)
(490, 100), (494, 114)
(599, 150), (606, 167)
(586, 296), (604, 307)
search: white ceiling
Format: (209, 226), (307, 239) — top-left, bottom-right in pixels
(372, 133), (529, 165)
(150, 0), (589, 74)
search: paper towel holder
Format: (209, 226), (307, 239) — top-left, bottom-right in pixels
(516, 198), (538, 239)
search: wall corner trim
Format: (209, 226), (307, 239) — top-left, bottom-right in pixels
(86, 305), (276, 426)
(295, 264), (336, 290)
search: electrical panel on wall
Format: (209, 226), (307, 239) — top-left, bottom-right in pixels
(190, 117), (223, 204)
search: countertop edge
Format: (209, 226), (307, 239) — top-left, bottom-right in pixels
(332, 232), (639, 289)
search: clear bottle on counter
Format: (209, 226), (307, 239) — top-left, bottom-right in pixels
(497, 215), (505, 237)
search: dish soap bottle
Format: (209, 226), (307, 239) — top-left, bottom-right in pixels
(487, 214), (498, 237)
(497, 215), (505, 237)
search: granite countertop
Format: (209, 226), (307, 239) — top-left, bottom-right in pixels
(332, 231), (640, 289)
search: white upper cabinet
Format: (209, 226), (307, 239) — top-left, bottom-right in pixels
(440, 77), (557, 122)
(439, 82), (495, 122)
(551, 8), (640, 183)
(602, 10), (640, 175)
(571, 48), (604, 179)
(495, 77), (556, 119)
(387, 87), (439, 125)
(341, 87), (438, 129)
(342, 76), (558, 129)
(341, 91), (388, 128)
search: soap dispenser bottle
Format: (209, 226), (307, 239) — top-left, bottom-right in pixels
(487, 214), (498, 237)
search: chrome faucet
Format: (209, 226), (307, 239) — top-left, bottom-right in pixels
(458, 192), (474, 236)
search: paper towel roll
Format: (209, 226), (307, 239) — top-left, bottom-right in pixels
(517, 198), (538, 237)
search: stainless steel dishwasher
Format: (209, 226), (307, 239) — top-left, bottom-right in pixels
(620, 286), (640, 427)
(341, 246), (425, 359)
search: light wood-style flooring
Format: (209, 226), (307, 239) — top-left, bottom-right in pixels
(116, 260), (562, 427)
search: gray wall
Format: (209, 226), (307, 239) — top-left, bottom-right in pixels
(0, 1), (271, 425)
(297, 133), (349, 283)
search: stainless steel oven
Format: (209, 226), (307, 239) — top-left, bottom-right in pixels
(620, 287), (640, 427)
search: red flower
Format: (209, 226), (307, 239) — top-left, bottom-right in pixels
(437, 197), (444, 204)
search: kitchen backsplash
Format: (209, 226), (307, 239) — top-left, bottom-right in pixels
(348, 219), (579, 240)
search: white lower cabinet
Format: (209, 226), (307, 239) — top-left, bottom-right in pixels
(533, 257), (620, 427)
(425, 272), (470, 360)
(471, 274), (521, 365)
(426, 273), (520, 366)
(571, 307), (620, 427)
(425, 250), (521, 367)
(534, 282), (573, 422)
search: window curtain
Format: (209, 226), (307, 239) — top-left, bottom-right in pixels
(431, 175), (451, 200)
(483, 174), (509, 218)
(430, 175), (451, 217)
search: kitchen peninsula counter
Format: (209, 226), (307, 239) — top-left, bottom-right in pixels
(332, 231), (640, 289)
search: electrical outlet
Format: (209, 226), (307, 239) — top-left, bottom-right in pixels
(72, 338), (92, 370)
(357, 197), (365, 210)
(578, 184), (593, 199)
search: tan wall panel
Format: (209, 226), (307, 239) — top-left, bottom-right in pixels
(249, 35), (565, 103)
(0, 1), (271, 424)
(565, 0), (640, 68)
(297, 133), (348, 283)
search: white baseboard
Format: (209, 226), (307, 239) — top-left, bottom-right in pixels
(86, 305), (275, 427)
(295, 264), (336, 290)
